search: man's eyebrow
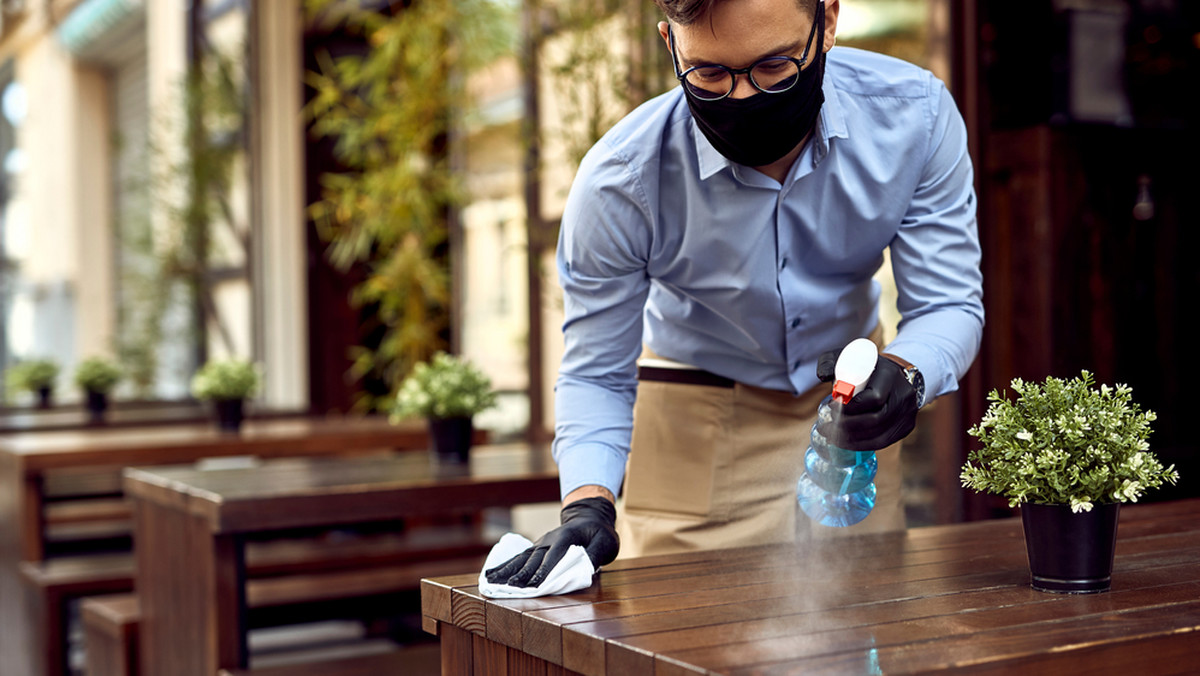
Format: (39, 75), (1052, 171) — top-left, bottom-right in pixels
(678, 36), (808, 69)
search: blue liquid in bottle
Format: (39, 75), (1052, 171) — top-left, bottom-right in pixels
(797, 395), (878, 527)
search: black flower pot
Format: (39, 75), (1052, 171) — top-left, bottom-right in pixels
(1021, 501), (1120, 594)
(428, 416), (474, 463)
(85, 390), (109, 423)
(214, 398), (245, 433)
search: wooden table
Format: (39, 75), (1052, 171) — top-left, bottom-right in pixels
(422, 498), (1200, 675)
(124, 443), (561, 676)
(0, 415), (446, 563)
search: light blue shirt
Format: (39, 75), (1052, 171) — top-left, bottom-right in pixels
(553, 47), (984, 500)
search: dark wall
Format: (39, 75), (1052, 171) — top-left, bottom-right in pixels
(303, 23), (382, 414)
(962, 0), (1200, 518)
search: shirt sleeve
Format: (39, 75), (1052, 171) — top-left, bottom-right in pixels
(552, 144), (652, 500)
(884, 79), (985, 403)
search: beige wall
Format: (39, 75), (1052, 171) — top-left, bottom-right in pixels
(3, 26), (115, 374)
(253, 1), (310, 409)
(71, 63), (115, 359)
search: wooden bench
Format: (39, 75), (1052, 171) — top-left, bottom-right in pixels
(31, 525), (493, 676)
(82, 594), (140, 676)
(15, 553), (136, 676)
(43, 495), (133, 556)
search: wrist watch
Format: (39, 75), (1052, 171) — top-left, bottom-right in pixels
(883, 353), (926, 408)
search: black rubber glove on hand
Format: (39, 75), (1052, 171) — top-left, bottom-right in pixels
(484, 497), (619, 588)
(816, 351), (919, 451)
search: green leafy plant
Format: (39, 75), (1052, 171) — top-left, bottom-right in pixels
(190, 359), (261, 401)
(304, 0), (515, 410)
(74, 357), (123, 394)
(7, 359), (60, 394)
(392, 352), (497, 420)
(961, 371), (1179, 513)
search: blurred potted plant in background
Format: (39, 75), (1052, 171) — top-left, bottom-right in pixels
(961, 371), (1179, 594)
(7, 359), (61, 409)
(392, 352), (496, 462)
(74, 357), (123, 422)
(190, 359), (261, 433)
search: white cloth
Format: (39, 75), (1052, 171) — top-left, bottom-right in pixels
(477, 532), (595, 599)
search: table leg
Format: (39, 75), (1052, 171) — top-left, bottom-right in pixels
(134, 497), (247, 676)
(22, 473), (46, 562)
(439, 624), (581, 676)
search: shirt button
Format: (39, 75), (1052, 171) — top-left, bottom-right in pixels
(780, 257), (788, 269)
(790, 318), (801, 329)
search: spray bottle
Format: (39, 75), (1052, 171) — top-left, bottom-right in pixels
(796, 338), (880, 527)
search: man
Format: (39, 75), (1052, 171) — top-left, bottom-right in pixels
(487, 0), (983, 589)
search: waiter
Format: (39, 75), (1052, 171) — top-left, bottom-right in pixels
(488, 0), (983, 589)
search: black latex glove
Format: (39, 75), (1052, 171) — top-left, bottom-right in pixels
(484, 497), (619, 588)
(816, 351), (919, 451)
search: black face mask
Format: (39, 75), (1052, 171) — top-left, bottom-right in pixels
(678, 3), (826, 168)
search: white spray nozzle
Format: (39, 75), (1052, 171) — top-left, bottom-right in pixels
(831, 338), (878, 405)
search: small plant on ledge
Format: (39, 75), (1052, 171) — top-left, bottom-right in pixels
(74, 357), (123, 422)
(7, 359), (61, 408)
(392, 352), (496, 462)
(961, 370), (1179, 593)
(191, 359), (262, 433)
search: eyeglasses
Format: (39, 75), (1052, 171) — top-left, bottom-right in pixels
(668, 7), (821, 102)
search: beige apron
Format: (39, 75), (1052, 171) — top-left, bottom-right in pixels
(616, 330), (906, 559)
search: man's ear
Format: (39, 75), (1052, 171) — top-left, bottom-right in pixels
(823, 0), (839, 52)
(657, 20), (671, 49)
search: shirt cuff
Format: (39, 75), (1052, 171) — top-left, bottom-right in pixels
(881, 340), (951, 405)
(553, 441), (628, 502)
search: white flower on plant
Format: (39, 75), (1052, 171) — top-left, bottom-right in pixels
(1070, 498), (1094, 513)
(1115, 479), (1142, 502)
(1016, 430), (1033, 442)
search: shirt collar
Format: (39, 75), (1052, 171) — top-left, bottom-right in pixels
(692, 63), (849, 182)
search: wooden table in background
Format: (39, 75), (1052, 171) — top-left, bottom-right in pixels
(0, 415), (452, 563)
(124, 443), (560, 676)
(423, 498), (1200, 675)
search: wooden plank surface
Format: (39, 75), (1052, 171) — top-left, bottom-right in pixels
(423, 499), (1200, 675)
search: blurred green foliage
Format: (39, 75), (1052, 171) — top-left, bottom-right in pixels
(305, 0), (515, 411)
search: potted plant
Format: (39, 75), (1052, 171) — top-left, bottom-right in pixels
(74, 357), (123, 422)
(961, 371), (1179, 593)
(7, 359), (61, 409)
(190, 359), (261, 433)
(392, 352), (497, 463)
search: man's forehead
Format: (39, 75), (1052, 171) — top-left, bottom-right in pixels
(663, 0), (815, 27)
(671, 1), (814, 66)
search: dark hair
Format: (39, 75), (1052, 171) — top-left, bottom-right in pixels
(654, 0), (817, 26)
